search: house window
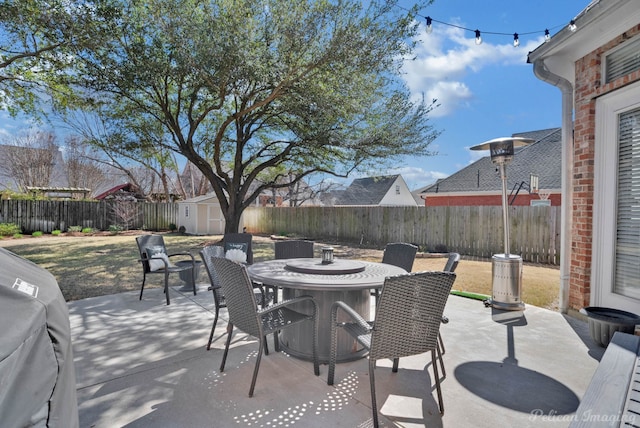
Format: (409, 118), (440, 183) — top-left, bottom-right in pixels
(605, 36), (640, 84)
(396, 185), (400, 195)
(614, 107), (640, 298)
(530, 199), (550, 207)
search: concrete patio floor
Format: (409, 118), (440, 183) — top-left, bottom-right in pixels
(68, 283), (606, 428)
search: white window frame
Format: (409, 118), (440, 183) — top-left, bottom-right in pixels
(592, 80), (640, 311)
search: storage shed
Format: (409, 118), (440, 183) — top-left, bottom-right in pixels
(178, 194), (229, 235)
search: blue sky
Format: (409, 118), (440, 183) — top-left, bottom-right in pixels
(0, 0), (586, 191)
(381, 0), (586, 190)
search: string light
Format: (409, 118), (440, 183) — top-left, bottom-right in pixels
(400, 5), (572, 47)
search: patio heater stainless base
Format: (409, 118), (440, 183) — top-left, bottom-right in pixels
(487, 254), (524, 311)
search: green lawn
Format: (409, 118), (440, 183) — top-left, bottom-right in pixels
(0, 232), (560, 309)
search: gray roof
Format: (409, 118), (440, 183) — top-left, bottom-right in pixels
(335, 174), (400, 205)
(422, 128), (562, 194)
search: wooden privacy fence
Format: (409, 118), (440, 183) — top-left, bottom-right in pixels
(0, 200), (178, 233)
(243, 205), (561, 265)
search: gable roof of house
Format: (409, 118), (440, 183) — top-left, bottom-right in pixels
(421, 128), (562, 195)
(335, 174), (400, 205)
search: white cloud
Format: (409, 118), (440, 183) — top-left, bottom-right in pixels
(402, 22), (545, 118)
(386, 166), (448, 190)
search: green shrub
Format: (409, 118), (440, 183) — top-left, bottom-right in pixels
(12, 233), (23, 239)
(81, 227), (93, 234)
(108, 224), (122, 235)
(51, 230), (62, 236)
(32, 231), (44, 237)
(168, 223), (177, 231)
(0, 223), (21, 236)
(68, 225), (82, 233)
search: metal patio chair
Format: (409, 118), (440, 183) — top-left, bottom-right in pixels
(222, 232), (254, 264)
(327, 270), (456, 427)
(200, 245), (274, 352)
(274, 239), (315, 259)
(223, 232), (274, 306)
(211, 256), (320, 397)
(136, 234), (195, 305)
(374, 242), (418, 300)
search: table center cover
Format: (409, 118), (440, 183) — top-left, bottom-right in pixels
(284, 258), (366, 275)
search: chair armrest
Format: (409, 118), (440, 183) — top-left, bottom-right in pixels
(330, 300), (370, 330)
(259, 295), (317, 317)
(167, 252), (195, 262)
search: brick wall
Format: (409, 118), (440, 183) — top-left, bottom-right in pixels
(570, 24), (640, 310)
(424, 193), (561, 207)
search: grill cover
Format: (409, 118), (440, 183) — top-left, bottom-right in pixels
(0, 247), (79, 427)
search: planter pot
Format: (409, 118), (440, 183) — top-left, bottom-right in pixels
(581, 306), (640, 347)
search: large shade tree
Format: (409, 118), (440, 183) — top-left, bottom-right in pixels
(45, 0), (440, 232)
(0, 0), (117, 114)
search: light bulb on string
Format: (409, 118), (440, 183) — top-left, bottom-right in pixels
(569, 20), (577, 32)
(475, 29), (482, 45)
(426, 16), (432, 34)
(544, 29), (550, 42)
(513, 33), (519, 47)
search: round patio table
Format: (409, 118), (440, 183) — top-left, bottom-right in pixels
(247, 258), (406, 363)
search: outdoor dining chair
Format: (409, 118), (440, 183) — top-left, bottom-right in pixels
(374, 242), (418, 301)
(200, 245), (274, 352)
(327, 270), (456, 427)
(223, 232), (274, 307)
(274, 239), (315, 259)
(223, 232), (254, 264)
(136, 234), (196, 305)
(211, 256), (320, 397)
(272, 239), (315, 300)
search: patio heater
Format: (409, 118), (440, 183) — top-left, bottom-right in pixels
(470, 137), (533, 311)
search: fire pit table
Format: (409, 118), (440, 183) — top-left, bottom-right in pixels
(247, 258), (406, 363)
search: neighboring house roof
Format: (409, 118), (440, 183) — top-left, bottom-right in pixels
(421, 128), (562, 195)
(179, 193), (220, 204)
(335, 174), (415, 206)
(94, 183), (145, 201)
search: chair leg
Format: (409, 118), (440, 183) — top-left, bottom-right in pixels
(249, 339), (264, 397)
(220, 323), (233, 372)
(431, 350), (444, 415)
(436, 334), (446, 379)
(369, 358), (380, 428)
(139, 274), (146, 300)
(191, 266), (197, 296)
(438, 332), (446, 355)
(164, 270), (170, 305)
(206, 305), (220, 350)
